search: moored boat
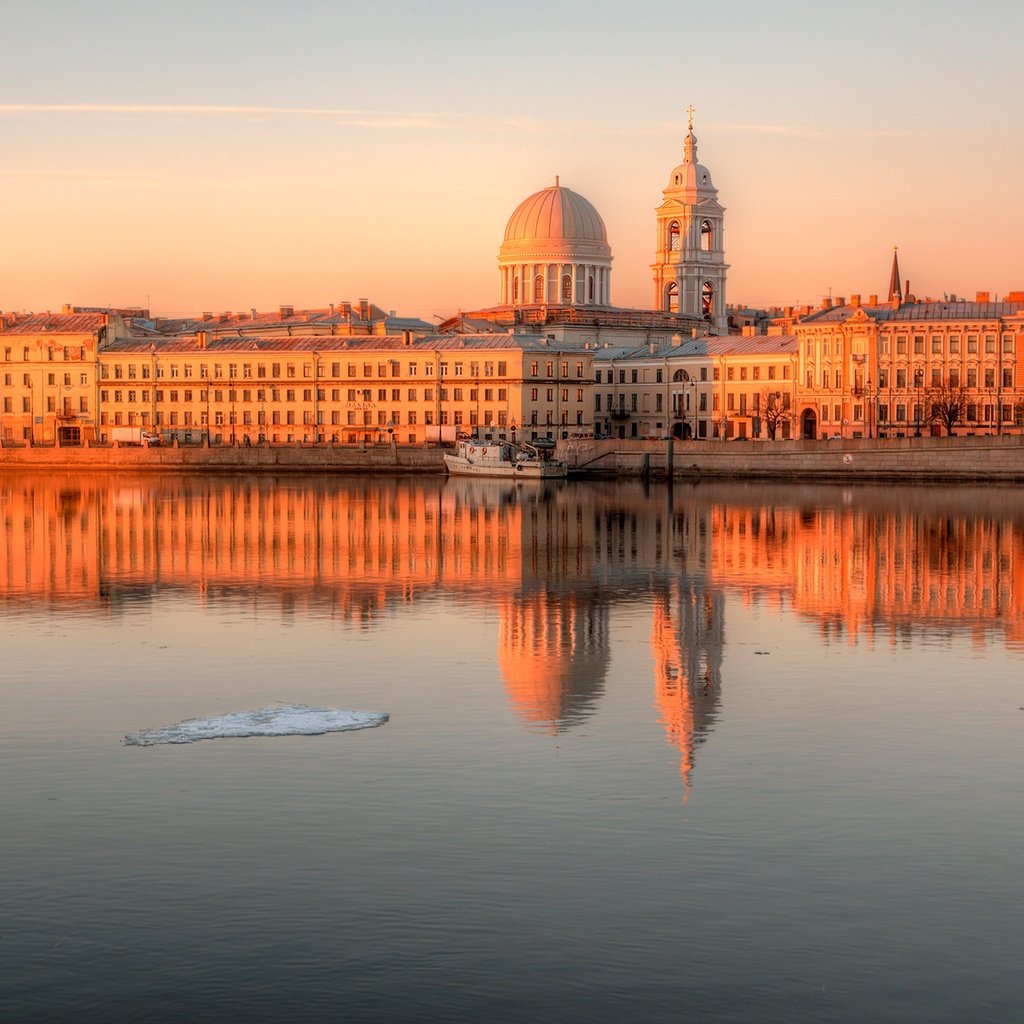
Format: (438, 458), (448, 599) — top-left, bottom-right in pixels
(443, 438), (567, 479)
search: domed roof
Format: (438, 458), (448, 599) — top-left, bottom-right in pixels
(666, 129), (716, 193)
(503, 180), (608, 245)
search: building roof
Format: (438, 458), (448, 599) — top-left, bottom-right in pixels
(593, 334), (797, 361)
(0, 312), (111, 334)
(503, 181), (607, 245)
(801, 300), (1024, 325)
(99, 332), (598, 356)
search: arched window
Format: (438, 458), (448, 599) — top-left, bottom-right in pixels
(588, 275), (594, 302)
(702, 281), (714, 319)
(562, 274), (572, 303)
(672, 368), (689, 383)
(701, 220), (713, 252)
(668, 220), (680, 251)
(665, 281), (679, 314)
(534, 274), (544, 304)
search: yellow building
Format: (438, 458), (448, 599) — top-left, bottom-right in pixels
(96, 332), (596, 446)
(0, 311), (125, 445)
(593, 333), (797, 440)
(793, 286), (1024, 439)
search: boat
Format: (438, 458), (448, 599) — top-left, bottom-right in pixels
(443, 437), (568, 479)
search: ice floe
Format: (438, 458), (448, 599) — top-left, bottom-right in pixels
(124, 705), (389, 746)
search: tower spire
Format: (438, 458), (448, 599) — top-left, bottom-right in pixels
(888, 246), (902, 304)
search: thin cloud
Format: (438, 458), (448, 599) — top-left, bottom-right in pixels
(0, 167), (157, 184)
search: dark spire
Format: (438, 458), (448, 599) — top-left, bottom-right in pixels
(888, 247), (902, 304)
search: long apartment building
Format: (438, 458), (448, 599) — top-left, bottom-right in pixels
(95, 331), (596, 446)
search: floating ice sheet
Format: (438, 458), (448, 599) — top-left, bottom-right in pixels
(124, 705), (389, 746)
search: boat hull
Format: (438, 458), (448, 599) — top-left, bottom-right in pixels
(443, 454), (567, 479)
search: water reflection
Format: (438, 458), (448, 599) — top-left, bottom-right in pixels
(3, 472), (1024, 793)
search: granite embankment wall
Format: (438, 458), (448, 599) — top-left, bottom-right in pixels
(563, 434), (1024, 482)
(0, 443), (444, 474)
(4, 436), (1024, 481)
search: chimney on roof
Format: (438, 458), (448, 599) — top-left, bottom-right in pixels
(341, 301), (352, 317)
(279, 305), (294, 318)
(742, 325), (756, 337)
(868, 294), (878, 307)
(402, 329), (413, 346)
(250, 308), (257, 319)
(197, 331), (208, 349)
(359, 298), (369, 320)
(822, 296), (832, 310)
(219, 312), (229, 323)
(976, 290), (990, 303)
(329, 303), (335, 315)
(850, 294), (861, 308)
(202, 312), (213, 322)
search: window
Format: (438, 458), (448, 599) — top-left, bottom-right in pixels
(932, 336), (942, 354)
(701, 281), (714, 319)
(668, 220), (680, 250)
(700, 220), (712, 251)
(914, 336), (924, 354)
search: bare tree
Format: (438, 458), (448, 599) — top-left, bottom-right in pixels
(757, 389), (792, 440)
(926, 379), (968, 436)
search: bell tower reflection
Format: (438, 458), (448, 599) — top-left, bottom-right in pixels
(651, 580), (724, 800)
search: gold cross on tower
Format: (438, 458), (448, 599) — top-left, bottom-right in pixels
(686, 105), (695, 130)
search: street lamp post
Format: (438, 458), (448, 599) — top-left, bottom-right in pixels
(914, 368), (923, 437)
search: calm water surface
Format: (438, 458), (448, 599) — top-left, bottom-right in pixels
(1, 473), (1022, 1023)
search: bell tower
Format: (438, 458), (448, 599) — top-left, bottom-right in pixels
(651, 109), (729, 334)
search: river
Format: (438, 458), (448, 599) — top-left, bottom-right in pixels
(1, 472), (1022, 1022)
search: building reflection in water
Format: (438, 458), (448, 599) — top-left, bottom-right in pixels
(651, 582), (724, 801)
(3, 473), (1024, 795)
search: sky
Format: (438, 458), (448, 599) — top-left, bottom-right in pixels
(2, 0), (1022, 319)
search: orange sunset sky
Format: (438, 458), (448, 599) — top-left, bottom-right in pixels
(2, 0), (1022, 319)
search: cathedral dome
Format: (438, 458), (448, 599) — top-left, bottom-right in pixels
(503, 181), (609, 249)
(498, 180), (613, 307)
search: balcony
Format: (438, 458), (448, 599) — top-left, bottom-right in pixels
(609, 408), (631, 420)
